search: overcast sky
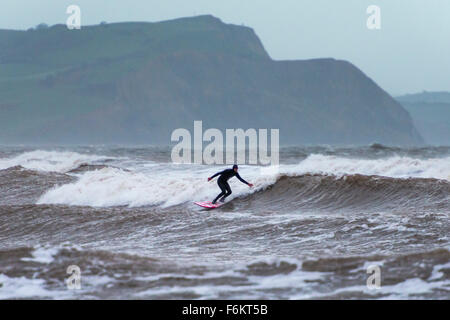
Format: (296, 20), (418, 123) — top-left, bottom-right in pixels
(2, 0), (449, 95)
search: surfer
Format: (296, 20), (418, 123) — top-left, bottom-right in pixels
(208, 165), (253, 204)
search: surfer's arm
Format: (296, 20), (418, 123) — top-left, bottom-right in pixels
(209, 170), (224, 180)
(235, 173), (251, 186)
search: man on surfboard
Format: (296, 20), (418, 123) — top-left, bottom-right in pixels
(208, 165), (253, 204)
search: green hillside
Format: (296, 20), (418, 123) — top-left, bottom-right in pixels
(0, 15), (422, 145)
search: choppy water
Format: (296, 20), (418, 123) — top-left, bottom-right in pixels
(0, 145), (449, 299)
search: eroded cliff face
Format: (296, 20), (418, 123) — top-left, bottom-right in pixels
(0, 15), (423, 145)
(397, 92), (450, 145)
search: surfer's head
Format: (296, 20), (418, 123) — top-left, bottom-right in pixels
(233, 164), (238, 172)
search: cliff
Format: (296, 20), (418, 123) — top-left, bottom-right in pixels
(0, 15), (423, 145)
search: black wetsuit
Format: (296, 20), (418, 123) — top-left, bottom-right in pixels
(210, 169), (250, 204)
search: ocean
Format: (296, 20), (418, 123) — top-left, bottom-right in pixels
(0, 145), (449, 299)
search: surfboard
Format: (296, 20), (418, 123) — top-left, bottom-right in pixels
(194, 201), (222, 209)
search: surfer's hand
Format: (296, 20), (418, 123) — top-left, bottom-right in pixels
(208, 177), (212, 181)
(248, 183), (254, 188)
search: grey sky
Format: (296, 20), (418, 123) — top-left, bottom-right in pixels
(2, 0), (449, 95)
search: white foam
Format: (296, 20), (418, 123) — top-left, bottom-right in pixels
(289, 274), (450, 300)
(21, 245), (59, 264)
(37, 165), (276, 208)
(287, 154), (450, 181)
(0, 150), (110, 173)
(0, 272), (114, 299)
(0, 274), (69, 299)
(37, 153), (450, 208)
(428, 261), (450, 281)
(134, 257), (325, 299)
(377, 277), (449, 299)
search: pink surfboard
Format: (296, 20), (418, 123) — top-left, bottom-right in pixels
(194, 201), (222, 209)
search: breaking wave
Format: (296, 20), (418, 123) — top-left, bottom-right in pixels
(0, 150), (113, 173)
(35, 153), (450, 210)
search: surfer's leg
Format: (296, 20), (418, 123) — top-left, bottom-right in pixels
(213, 180), (226, 204)
(219, 182), (232, 202)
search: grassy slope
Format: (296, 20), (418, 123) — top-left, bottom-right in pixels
(0, 16), (268, 141)
(0, 15), (422, 145)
